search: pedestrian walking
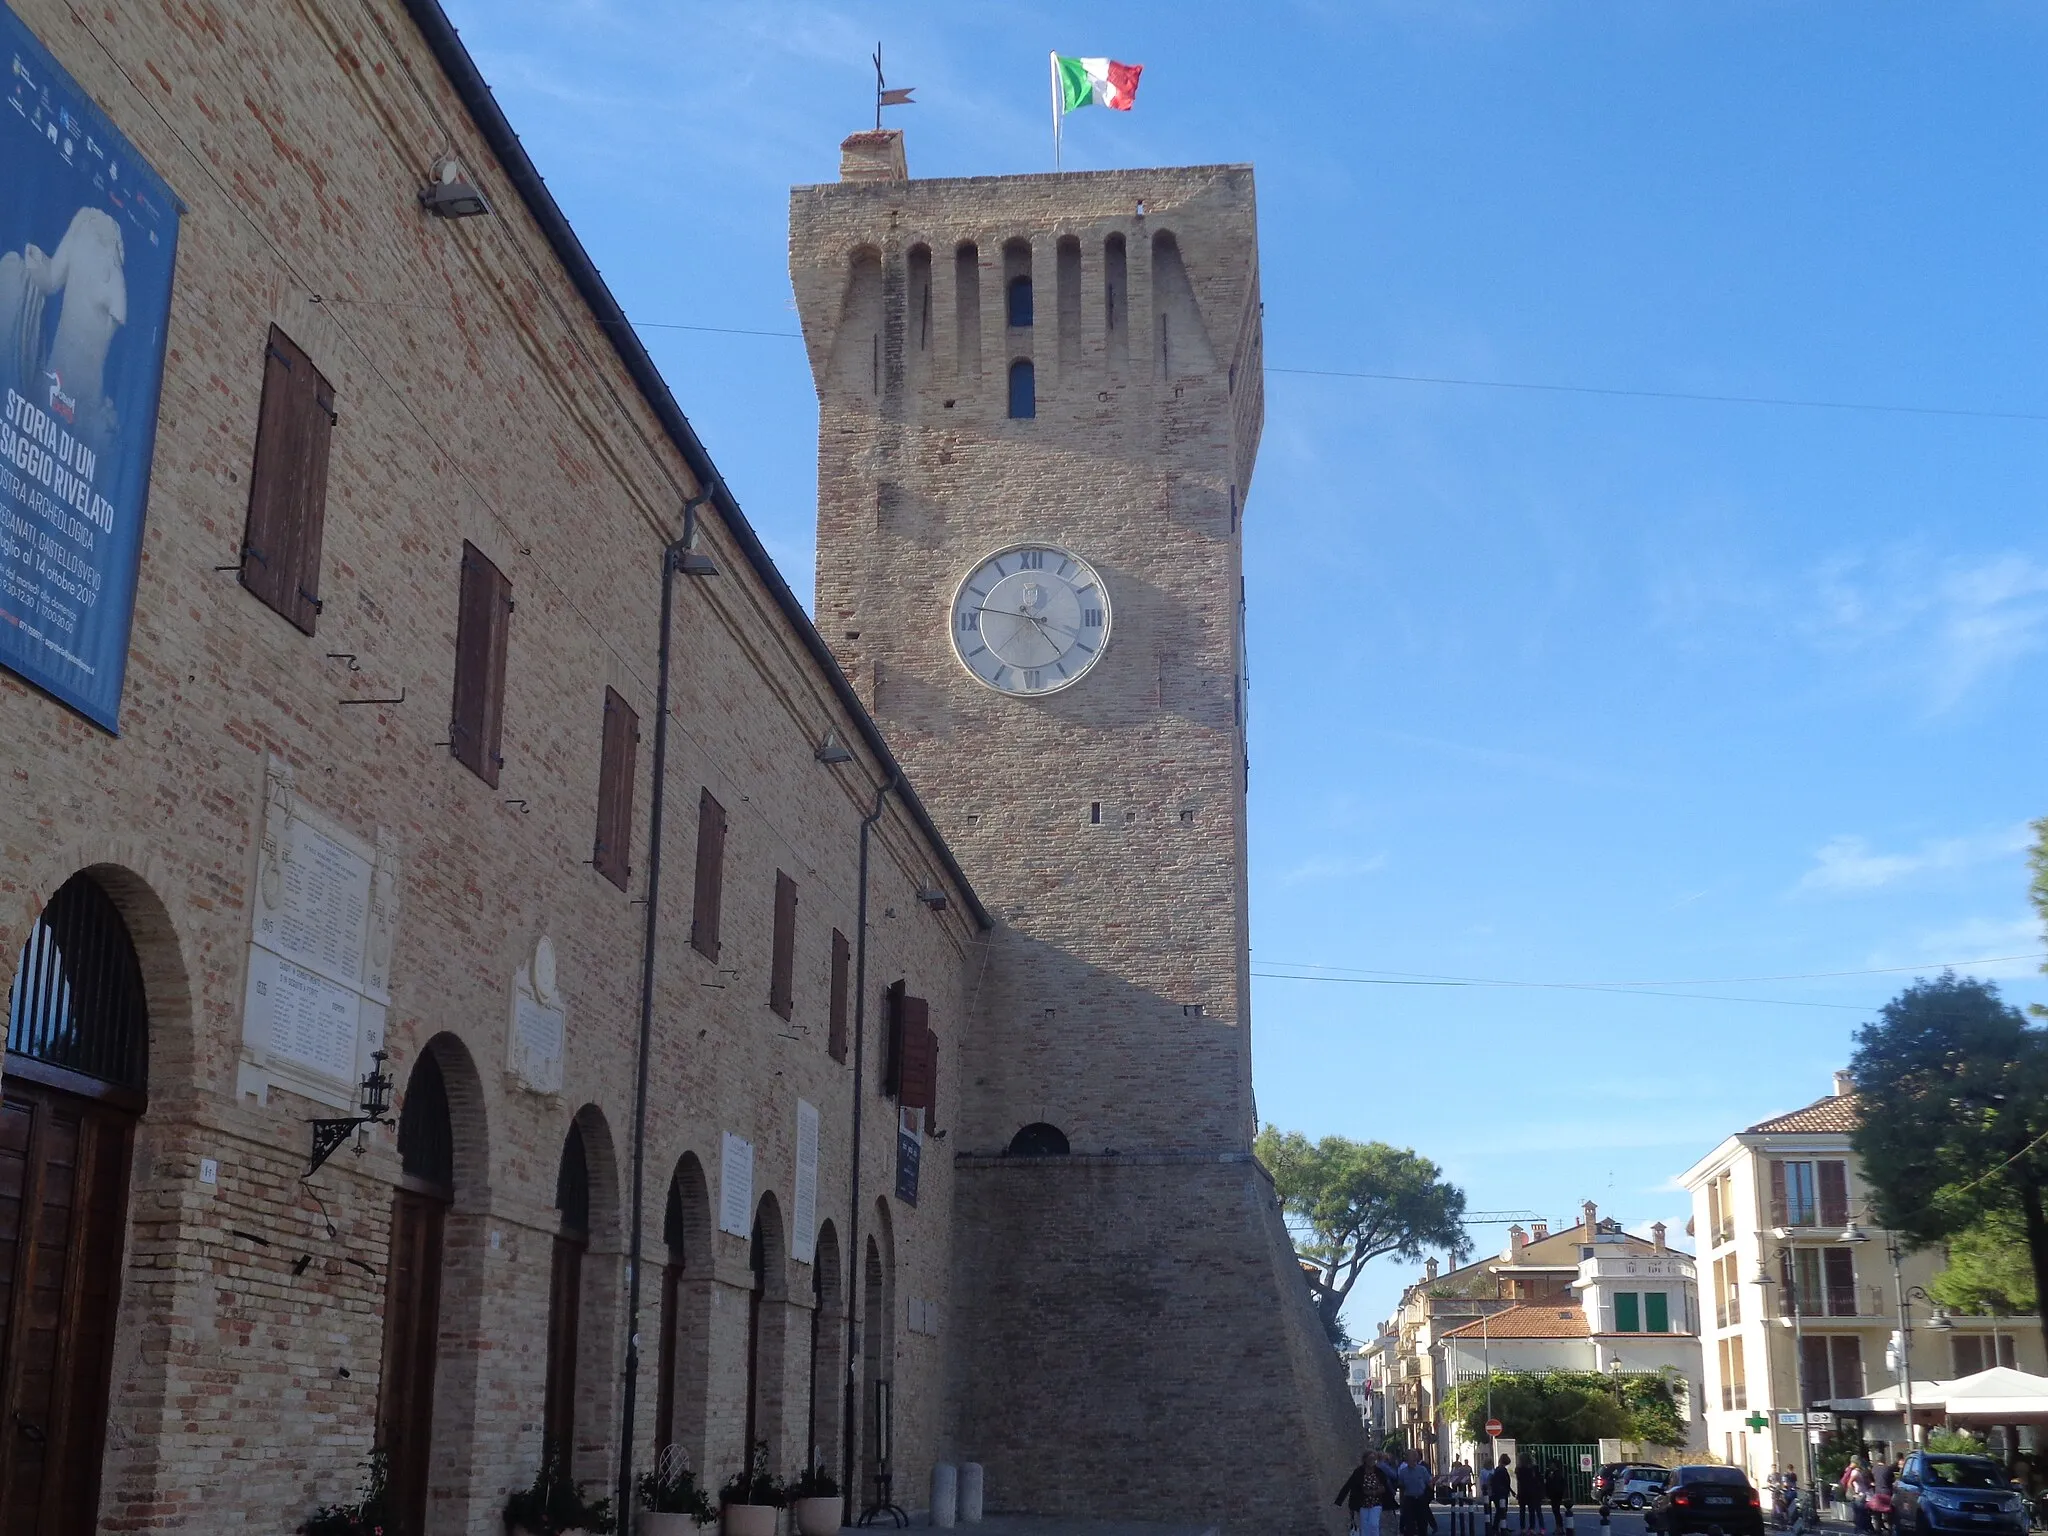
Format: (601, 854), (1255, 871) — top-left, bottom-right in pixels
(1545, 1461), (1571, 1531)
(1398, 1448), (1436, 1536)
(1842, 1455), (1873, 1535)
(1516, 1453), (1546, 1532)
(1337, 1448), (1389, 1536)
(1488, 1455), (1514, 1534)
(1453, 1458), (1475, 1508)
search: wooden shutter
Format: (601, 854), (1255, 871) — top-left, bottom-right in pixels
(1769, 1160), (1788, 1227)
(769, 871), (798, 1019)
(1822, 1247), (1856, 1316)
(1953, 1335), (1985, 1377)
(1829, 1335), (1864, 1398)
(543, 1234), (583, 1462)
(593, 688), (638, 891)
(828, 929), (849, 1064)
(377, 1186), (446, 1530)
(239, 325), (334, 634)
(688, 789), (727, 960)
(1614, 1291), (1640, 1333)
(881, 979), (906, 1096)
(450, 541), (512, 787)
(1799, 1335), (1832, 1405)
(1817, 1160), (1849, 1229)
(898, 996), (934, 1110)
(1644, 1290), (1669, 1333)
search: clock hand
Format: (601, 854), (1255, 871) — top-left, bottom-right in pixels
(976, 605), (1078, 641)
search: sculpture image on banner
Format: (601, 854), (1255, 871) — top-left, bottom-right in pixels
(0, 4), (181, 731)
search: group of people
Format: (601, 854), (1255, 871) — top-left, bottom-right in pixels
(1338, 1448), (1578, 1535)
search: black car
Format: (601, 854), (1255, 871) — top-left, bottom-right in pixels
(1646, 1465), (1764, 1536)
(1894, 1454), (2027, 1536)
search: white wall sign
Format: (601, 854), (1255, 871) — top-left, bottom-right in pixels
(719, 1132), (754, 1237)
(507, 937), (565, 1096)
(239, 756), (397, 1109)
(793, 1100), (820, 1264)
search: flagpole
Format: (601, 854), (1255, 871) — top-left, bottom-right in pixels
(1049, 51), (1061, 170)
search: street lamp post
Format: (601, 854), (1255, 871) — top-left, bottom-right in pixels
(1754, 1233), (1818, 1515)
(1841, 1221), (1951, 1450)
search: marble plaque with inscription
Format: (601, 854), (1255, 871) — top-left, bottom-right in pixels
(508, 960), (565, 1096)
(793, 1100), (819, 1264)
(720, 1132), (754, 1237)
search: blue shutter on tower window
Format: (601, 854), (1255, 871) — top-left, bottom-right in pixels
(1615, 1292), (1641, 1332)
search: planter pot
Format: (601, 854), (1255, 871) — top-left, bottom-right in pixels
(793, 1494), (842, 1535)
(722, 1504), (780, 1536)
(642, 1513), (706, 1536)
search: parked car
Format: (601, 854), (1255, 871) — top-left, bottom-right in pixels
(1646, 1466), (1764, 1536)
(1599, 1464), (1672, 1504)
(1894, 1454), (2027, 1536)
(1618, 1472), (1675, 1509)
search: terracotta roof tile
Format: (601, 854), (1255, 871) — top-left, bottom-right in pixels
(1441, 1305), (1590, 1341)
(1746, 1094), (1860, 1135)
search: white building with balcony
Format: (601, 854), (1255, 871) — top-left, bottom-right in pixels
(1676, 1071), (2047, 1479)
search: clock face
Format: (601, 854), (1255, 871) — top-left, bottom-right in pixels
(949, 543), (1111, 696)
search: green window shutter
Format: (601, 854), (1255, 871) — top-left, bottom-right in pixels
(1615, 1292), (1640, 1333)
(1645, 1291), (1669, 1333)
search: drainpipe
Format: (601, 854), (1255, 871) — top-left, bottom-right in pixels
(617, 487), (716, 1529)
(841, 771), (898, 1525)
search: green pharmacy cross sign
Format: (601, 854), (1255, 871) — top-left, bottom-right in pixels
(1746, 1413), (1771, 1434)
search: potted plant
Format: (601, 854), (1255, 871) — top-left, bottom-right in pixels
(718, 1441), (785, 1536)
(638, 1445), (716, 1534)
(786, 1464), (842, 1536)
(504, 1450), (618, 1536)
(299, 1451), (391, 1536)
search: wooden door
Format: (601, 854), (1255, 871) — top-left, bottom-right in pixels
(0, 1071), (135, 1534)
(542, 1235), (583, 1464)
(377, 1186), (447, 1536)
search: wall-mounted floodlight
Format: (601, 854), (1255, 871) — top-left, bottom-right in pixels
(675, 547), (718, 577)
(915, 885), (947, 911)
(815, 732), (855, 765)
(420, 159), (491, 219)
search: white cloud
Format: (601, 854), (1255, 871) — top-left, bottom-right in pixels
(1278, 852), (1389, 886)
(1793, 824), (2030, 897)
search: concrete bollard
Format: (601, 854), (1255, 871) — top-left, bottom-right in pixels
(959, 1462), (984, 1522)
(931, 1462), (959, 1528)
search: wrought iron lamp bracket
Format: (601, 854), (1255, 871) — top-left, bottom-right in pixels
(304, 1049), (395, 1178)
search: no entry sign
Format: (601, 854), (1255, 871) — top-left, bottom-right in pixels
(1485, 1418), (1503, 1438)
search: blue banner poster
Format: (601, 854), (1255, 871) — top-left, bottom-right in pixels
(0, 5), (180, 731)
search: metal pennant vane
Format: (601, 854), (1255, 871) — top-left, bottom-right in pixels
(874, 42), (915, 129)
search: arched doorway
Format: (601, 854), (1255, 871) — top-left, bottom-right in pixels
(655, 1153), (712, 1469)
(544, 1119), (590, 1468)
(859, 1199), (896, 1505)
(743, 1194), (788, 1466)
(378, 1048), (454, 1535)
(1, 871), (149, 1530)
(807, 1221), (844, 1477)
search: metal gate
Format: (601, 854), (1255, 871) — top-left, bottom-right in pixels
(1514, 1444), (1601, 1505)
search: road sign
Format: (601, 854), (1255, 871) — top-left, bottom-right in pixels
(1486, 1418), (1504, 1438)
(1808, 1412), (1833, 1427)
(1778, 1412), (1805, 1425)
(1580, 1455), (1595, 1473)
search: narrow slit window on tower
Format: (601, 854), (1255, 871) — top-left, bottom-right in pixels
(1008, 359), (1035, 419)
(1007, 275), (1033, 329)
(908, 244), (932, 352)
(1103, 232), (1129, 368)
(1090, 802), (1101, 824)
(954, 242), (980, 375)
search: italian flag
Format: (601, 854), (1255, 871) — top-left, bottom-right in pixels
(1056, 55), (1143, 112)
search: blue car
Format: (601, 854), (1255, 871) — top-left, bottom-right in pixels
(1894, 1455), (2028, 1536)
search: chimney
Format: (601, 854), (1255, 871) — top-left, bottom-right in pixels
(1426, 1257), (1440, 1282)
(839, 128), (908, 181)
(1532, 1221), (1549, 1241)
(1652, 1222), (1668, 1253)
(1833, 1069), (1855, 1098)
(1508, 1224), (1528, 1258)
(1582, 1200), (1598, 1233)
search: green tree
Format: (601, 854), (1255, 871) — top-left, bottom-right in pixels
(1849, 972), (2048, 1332)
(1255, 1126), (1469, 1345)
(1442, 1370), (1686, 1448)
(1929, 1206), (2036, 1317)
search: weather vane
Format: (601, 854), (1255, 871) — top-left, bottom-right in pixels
(873, 42), (914, 131)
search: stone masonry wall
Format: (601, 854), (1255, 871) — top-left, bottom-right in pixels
(0, 4), (976, 1530)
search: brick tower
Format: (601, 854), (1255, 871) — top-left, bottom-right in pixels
(792, 131), (1356, 1533)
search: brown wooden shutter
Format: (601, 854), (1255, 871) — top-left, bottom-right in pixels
(1799, 1334), (1832, 1404)
(881, 979), (906, 1096)
(898, 995), (934, 1110)
(240, 325), (335, 634)
(1769, 1160), (1788, 1228)
(828, 929), (849, 1064)
(1817, 1160), (1849, 1229)
(769, 871), (798, 1018)
(1821, 1247), (1856, 1316)
(1829, 1335), (1864, 1398)
(450, 541), (512, 787)
(689, 788), (727, 960)
(593, 687), (638, 891)
(543, 1233), (583, 1462)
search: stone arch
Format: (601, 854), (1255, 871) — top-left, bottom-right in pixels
(906, 243), (933, 364)
(403, 1031), (491, 1534)
(1008, 1121), (1070, 1156)
(954, 240), (980, 376)
(1103, 231), (1129, 370)
(545, 1105), (622, 1484)
(807, 1220), (846, 1476)
(1149, 228), (1216, 376)
(655, 1150), (714, 1469)
(831, 244), (885, 399)
(1007, 357), (1036, 419)
(1004, 236), (1033, 330)
(860, 1196), (898, 1495)
(745, 1191), (790, 1466)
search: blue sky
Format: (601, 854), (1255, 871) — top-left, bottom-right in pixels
(444, 0), (2048, 1335)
